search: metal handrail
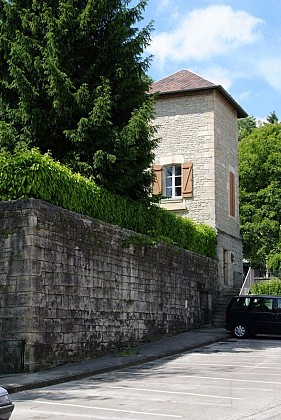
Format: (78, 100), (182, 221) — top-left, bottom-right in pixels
(239, 267), (254, 295)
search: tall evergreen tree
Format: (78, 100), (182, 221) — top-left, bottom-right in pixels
(266, 110), (279, 124)
(0, 0), (157, 201)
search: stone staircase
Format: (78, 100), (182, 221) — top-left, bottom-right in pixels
(213, 289), (240, 327)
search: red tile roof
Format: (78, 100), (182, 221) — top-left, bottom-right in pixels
(149, 69), (215, 94)
(149, 69), (247, 118)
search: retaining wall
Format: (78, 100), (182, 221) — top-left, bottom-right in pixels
(0, 199), (218, 372)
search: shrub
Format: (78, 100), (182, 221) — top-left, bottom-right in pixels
(268, 253), (281, 275)
(0, 148), (217, 257)
(250, 278), (281, 295)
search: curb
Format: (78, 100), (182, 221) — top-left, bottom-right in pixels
(6, 334), (228, 394)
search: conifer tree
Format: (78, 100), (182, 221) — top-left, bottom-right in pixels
(0, 0), (157, 201)
(266, 110), (278, 124)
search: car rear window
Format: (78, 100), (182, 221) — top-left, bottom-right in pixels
(229, 297), (251, 311)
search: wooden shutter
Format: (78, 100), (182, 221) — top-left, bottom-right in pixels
(229, 171), (235, 217)
(182, 162), (193, 198)
(152, 164), (162, 195)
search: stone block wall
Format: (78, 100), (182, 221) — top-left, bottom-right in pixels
(0, 199), (218, 372)
(153, 91), (216, 226)
(152, 89), (243, 289)
(214, 90), (240, 237)
(213, 91), (243, 287)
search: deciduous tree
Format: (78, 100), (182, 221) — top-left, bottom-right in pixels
(239, 123), (281, 270)
(237, 115), (257, 141)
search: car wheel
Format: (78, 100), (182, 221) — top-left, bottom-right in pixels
(233, 323), (248, 338)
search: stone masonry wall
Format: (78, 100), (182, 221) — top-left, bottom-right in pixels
(153, 91), (216, 226)
(153, 89), (243, 289)
(0, 199), (218, 372)
(213, 91), (243, 287)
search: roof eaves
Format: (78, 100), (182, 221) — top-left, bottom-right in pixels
(151, 85), (248, 119)
(216, 85), (248, 119)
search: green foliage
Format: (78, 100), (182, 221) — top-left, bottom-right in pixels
(250, 278), (281, 295)
(268, 253), (281, 275)
(266, 111), (279, 124)
(239, 123), (281, 268)
(0, 148), (217, 258)
(0, 122), (18, 150)
(119, 344), (133, 357)
(0, 0), (157, 202)
(237, 115), (257, 142)
(122, 233), (159, 248)
(119, 343), (140, 357)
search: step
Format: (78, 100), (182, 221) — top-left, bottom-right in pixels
(212, 290), (239, 327)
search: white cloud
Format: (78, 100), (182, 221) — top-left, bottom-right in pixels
(153, 0), (180, 18)
(236, 90), (251, 102)
(148, 5), (263, 65)
(199, 65), (238, 90)
(258, 58), (281, 93)
(156, 0), (173, 12)
(255, 116), (267, 125)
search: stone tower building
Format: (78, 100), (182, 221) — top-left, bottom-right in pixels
(150, 69), (247, 292)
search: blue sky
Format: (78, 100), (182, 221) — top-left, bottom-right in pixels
(142, 0), (281, 121)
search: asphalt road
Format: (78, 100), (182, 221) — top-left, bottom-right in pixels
(11, 337), (281, 419)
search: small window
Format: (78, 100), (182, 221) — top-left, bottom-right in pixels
(229, 171), (235, 217)
(164, 165), (182, 198)
(223, 249), (228, 285)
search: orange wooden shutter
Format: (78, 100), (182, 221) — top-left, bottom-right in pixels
(182, 162), (193, 197)
(152, 164), (162, 195)
(229, 171), (235, 217)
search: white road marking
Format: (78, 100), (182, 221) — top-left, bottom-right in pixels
(192, 384), (279, 392)
(169, 362), (281, 370)
(88, 384), (243, 400)
(183, 354), (281, 359)
(178, 375), (281, 385)
(20, 400), (183, 418)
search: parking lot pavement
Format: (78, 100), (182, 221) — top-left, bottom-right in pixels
(1, 328), (230, 394)
(11, 336), (281, 420)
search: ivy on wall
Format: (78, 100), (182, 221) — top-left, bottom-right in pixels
(0, 148), (217, 257)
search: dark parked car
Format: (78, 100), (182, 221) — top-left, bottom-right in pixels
(0, 387), (14, 420)
(225, 295), (281, 338)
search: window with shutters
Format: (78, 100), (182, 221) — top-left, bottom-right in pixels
(152, 162), (193, 199)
